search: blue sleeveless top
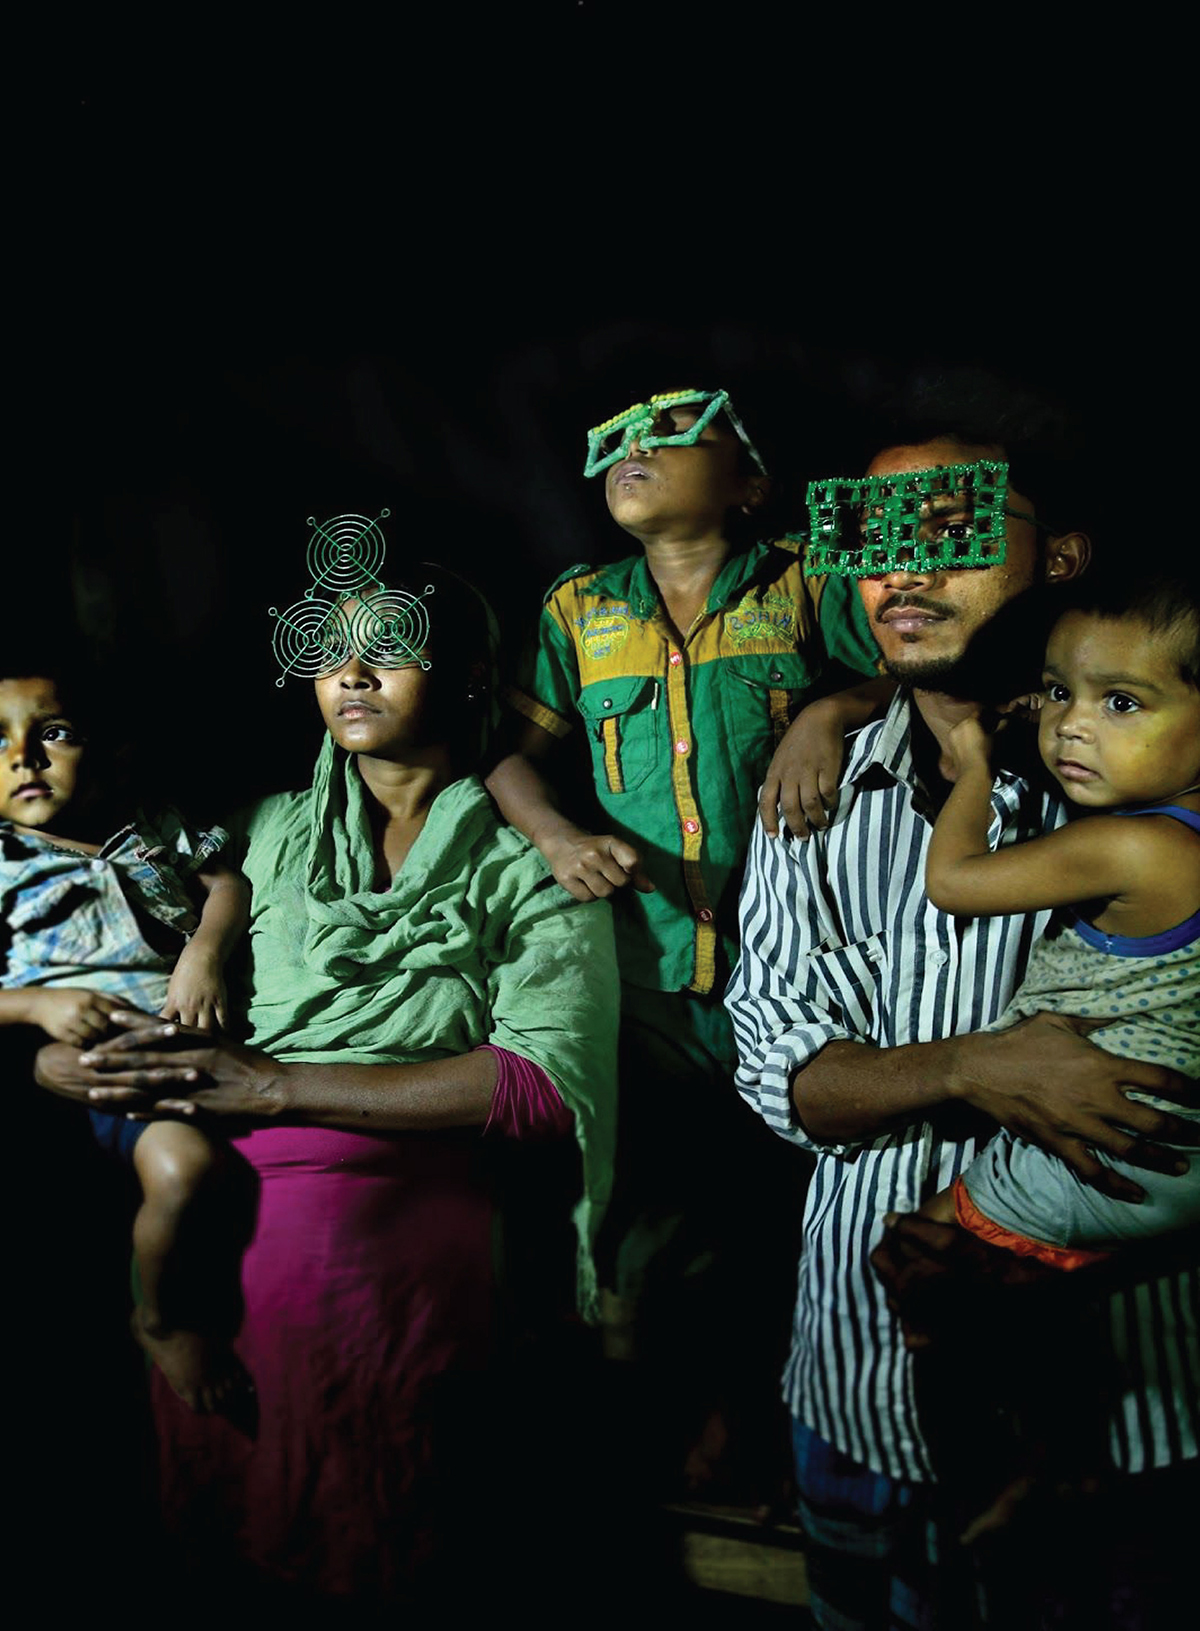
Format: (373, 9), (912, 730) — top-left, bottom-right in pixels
(1073, 803), (1200, 957)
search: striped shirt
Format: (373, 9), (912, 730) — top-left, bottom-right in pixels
(726, 691), (1198, 1481)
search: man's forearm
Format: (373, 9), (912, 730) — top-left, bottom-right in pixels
(791, 1035), (968, 1142)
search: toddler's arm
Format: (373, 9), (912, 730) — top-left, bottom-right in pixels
(162, 862), (250, 1031)
(757, 675), (895, 838)
(0, 986), (130, 1046)
(926, 717), (1151, 917)
(486, 720), (654, 903)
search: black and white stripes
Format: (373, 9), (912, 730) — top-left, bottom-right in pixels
(726, 695), (1197, 1482)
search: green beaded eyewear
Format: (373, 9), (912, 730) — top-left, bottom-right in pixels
(583, 388), (768, 478)
(802, 460), (1042, 577)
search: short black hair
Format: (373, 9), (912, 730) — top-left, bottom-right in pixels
(390, 560), (494, 674)
(373, 560), (498, 766)
(1058, 564), (1200, 690)
(872, 365), (1083, 529)
(0, 649), (93, 725)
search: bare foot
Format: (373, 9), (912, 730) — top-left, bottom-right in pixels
(131, 1307), (253, 1415)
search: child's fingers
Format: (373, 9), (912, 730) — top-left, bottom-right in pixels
(552, 869), (606, 903)
(779, 785), (812, 841)
(795, 778), (836, 837)
(608, 838), (643, 875)
(757, 775), (782, 837)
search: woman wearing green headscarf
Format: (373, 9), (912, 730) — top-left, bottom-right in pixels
(36, 564), (618, 1606)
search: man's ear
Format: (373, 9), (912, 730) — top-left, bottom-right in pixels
(741, 473), (771, 515)
(1044, 530), (1091, 582)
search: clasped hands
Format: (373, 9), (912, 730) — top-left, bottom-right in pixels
(34, 1009), (283, 1124)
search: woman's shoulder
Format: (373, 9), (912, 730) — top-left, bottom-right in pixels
(447, 776), (546, 862)
(439, 777), (558, 892)
(451, 781), (613, 938)
(234, 786), (310, 833)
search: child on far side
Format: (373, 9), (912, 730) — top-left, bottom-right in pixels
(0, 655), (251, 1412)
(487, 384), (892, 1498)
(924, 566), (1200, 1255)
(877, 568), (1200, 1553)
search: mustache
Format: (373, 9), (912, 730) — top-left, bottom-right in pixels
(874, 593), (951, 621)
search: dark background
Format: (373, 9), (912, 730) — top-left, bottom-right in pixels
(23, 290), (1177, 819)
(19, 40), (1189, 822)
(13, 27), (1189, 1614)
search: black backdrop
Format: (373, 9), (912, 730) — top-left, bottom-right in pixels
(20, 313), (1172, 819)
(11, 44), (1191, 1613)
(20, 58), (1186, 815)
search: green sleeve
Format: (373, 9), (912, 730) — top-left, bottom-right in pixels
(509, 596), (582, 737)
(812, 572), (881, 679)
(486, 878), (619, 1317)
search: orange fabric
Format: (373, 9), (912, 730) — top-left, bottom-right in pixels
(952, 1177), (1111, 1272)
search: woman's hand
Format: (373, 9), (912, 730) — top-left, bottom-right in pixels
(35, 1015), (287, 1123)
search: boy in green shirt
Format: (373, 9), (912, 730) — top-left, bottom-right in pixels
(487, 387), (886, 1496)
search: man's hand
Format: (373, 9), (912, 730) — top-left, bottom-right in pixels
(951, 1013), (1195, 1201)
(540, 831), (655, 901)
(758, 698), (844, 840)
(23, 987), (133, 1047)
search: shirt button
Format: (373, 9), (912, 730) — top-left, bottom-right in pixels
(931, 949), (949, 966)
(675, 738), (689, 755)
(697, 907), (714, 923)
(669, 651), (683, 667)
(683, 819), (700, 834)
(770, 669), (784, 682)
(90, 859), (106, 873)
(602, 698), (613, 709)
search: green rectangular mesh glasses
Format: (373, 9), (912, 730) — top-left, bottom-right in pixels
(802, 459), (1039, 577)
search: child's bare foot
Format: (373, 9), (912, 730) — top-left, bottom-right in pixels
(131, 1307), (253, 1415)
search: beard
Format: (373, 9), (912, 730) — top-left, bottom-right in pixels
(880, 649), (972, 690)
(883, 585), (1060, 702)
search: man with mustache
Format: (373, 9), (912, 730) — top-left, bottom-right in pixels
(726, 373), (1198, 1627)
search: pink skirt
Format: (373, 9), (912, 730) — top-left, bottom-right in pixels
(152, 1124), (497, 1601)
